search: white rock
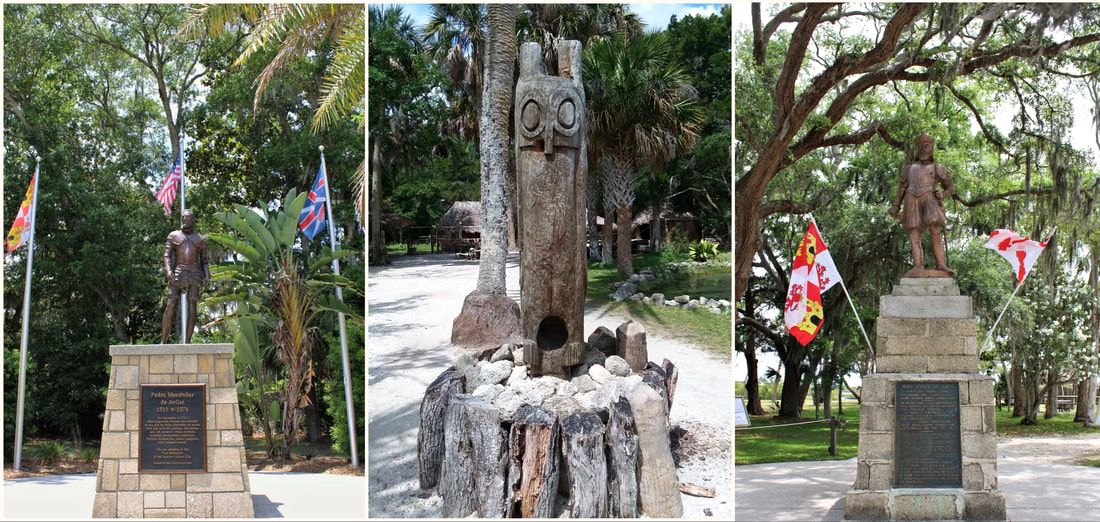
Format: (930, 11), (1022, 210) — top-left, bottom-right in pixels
(685, 300), (700, 310)
(718, 299), (731, 308)
(473, 384), (505, 403)
(543, 395), (583, 419)
(573, 375), (598, 393)
(708, 306), (722, 314)
(589, 364), (613, 384)
(511, 346), (526, 366)
(480, 360), (513, 386)
(506, 365), (529, 386)
(575, 391), (598, 410)
(493, 389), (523, 418)
(490, 345), (513, 363)
(651, 293), (665, 304)
(604, 355), (632, 377)
(674, 295), (690, 304)
(556, 380), (579, 397)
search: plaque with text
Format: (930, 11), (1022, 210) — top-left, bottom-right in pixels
(894, 381), (961, 488)
(139, 384), (207, 472)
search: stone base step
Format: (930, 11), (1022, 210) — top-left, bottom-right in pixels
(880, 295), (972, 319)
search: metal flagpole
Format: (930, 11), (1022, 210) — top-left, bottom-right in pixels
(319, 146), (360, 467)
(14, 156), (42, 471)
(179, 136), (188, 343)
(809, 215), (875, 362)
(979, 227), (1056, 354)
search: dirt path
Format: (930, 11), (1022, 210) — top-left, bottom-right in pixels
(997, 434), (1100, 465)
(367, 253), (732, 518)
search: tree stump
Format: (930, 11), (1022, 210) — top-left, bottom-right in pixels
(606, 397), (639, 517)
(562, 412), (609, 518)
(507, 405), (560, 518)
(661, 358), (679, 409)
(627, 381), (682, 518)
(418, 369), (465, 490)
(440, 395), (508, 518)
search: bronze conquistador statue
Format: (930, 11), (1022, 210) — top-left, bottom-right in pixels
(160, 209), (209, 343)
(890, 133), (957, 277)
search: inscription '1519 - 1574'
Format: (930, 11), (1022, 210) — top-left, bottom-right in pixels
(894, 381), (962, 488)
(139, 384), (206, 472)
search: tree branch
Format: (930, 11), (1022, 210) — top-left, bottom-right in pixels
(736, 310), (786, 346)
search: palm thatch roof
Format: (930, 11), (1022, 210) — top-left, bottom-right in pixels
(381, 212), (413, 234)
(440, 201), (482, 228)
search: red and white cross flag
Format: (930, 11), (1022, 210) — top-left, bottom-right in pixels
(784, 219), (843, 346)
(984, 229), (1050, 283)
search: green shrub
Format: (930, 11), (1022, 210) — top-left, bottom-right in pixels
(28, 440), (66, 466)
(688, 239), (720, 262)
(74, 445), (99, 463)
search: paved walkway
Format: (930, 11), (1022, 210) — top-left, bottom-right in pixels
(735, 458), (1100, 521)
(2, 472), (365, 519)
(368, 253), (732, 518)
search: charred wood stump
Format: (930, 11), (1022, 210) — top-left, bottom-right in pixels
(507, 406), (560, 518)
(440, 395), (508, 518)
(418, 369), (465, 490)
(607, 397), (639, 517)
(562, 412), (609, 517)
(627, 381), (683, 518)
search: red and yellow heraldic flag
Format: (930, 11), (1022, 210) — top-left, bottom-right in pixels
(6, 174), (37, 253)
(783, 219), (842, 346)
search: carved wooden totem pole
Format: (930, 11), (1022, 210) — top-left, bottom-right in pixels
(516, 41), (588, 378)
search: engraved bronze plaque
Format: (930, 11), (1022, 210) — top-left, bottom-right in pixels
(139, 384), (207, 472)
(894, 381), (961, 488)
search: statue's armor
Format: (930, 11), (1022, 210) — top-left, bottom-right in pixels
(165, 230), (207, 291)
(899, 162), (949, 231)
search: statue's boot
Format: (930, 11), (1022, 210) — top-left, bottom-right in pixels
(931, 228), (954, 275)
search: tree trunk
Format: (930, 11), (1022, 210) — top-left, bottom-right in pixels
(605, 150), (635, 275)
(1076, 379), (1090, 422)
(505, 150), (518, 251)
(418, 369), (465, 490)
(778, 347), (805, 419)
(1084, 377), (1098, 428)
(440, 395), (508, 518)
(562, 412), (609, 518)
(507, 405), (559, 518)
(474, 4), (518, 296)
(369, 139), (387, 264)
(606, 398), (638, 518)
(1045, 381), (1058, 419)
(602, 207), (615, 264)
(742, 341), (766, 416)
(1012, 354), (1025, 417)
(837, 378), (844, 415)
(615, 205), (633, 276)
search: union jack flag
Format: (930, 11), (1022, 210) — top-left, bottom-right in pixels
(156, 153), (183, 216)
(299, 163), (328, 240)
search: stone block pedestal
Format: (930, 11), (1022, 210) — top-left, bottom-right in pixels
(92, 344), (254, 518)
(845, 279), (1005, 520)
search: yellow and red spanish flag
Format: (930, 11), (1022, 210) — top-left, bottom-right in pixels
(784, 218), (843, 346)
(6, 172), (37, 253)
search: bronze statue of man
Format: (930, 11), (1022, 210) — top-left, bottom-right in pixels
(890, 133), (957, 277)
(160, 209), (209, 343)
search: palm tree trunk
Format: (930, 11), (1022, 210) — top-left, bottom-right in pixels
(474, 4), (517, 295)
(369, 139), (387, 264)
(606, 151), (635, 275)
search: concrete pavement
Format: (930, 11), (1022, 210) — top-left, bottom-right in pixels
(3, 472), (365, 519)
(735, 458), (1100, 521)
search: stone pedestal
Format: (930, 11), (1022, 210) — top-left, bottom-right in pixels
(845, 279), (1006, 520)
(92, 344), (254, 518)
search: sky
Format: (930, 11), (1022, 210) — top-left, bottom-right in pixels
(398, 3), (725, 32)
(732, 4), (1100, 384)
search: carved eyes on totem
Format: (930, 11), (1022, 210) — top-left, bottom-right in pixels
(520, 98), (578, 134)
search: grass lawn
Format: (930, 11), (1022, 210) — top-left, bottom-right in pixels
(587, 251), (731, 355)
(994, 408), (1099, 436)
(385, 242), (433, 256)
(735, 400), (861, 465)
(736, 399), (1100, 466)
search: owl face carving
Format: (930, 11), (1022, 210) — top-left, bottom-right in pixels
(515, 42), (585, 157)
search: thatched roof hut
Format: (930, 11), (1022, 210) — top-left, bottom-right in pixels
(632, 207), (701, 244)
(438, 201), (482, 252)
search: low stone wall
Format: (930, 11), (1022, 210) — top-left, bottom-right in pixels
(92, 344), (253, 518)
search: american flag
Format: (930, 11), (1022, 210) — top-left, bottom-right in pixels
(156, 153), (183, 216)
(298, 163), (328, 240)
